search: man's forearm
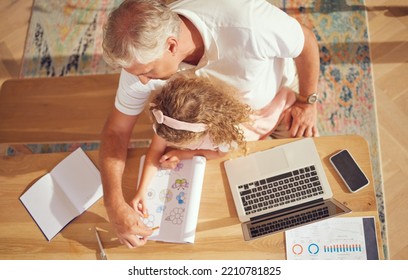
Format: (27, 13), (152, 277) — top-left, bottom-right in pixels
(99, 129), (129, 209)
(99, 108), (139, 210)
(294, 25), (320, 98)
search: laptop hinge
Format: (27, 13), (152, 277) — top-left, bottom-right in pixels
(249, 198), (324, 224)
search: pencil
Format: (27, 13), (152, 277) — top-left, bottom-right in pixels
(152, 226), (160, 231)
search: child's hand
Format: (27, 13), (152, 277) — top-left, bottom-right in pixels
(130, 193), (148, 218)
(159, 152), (181, 169)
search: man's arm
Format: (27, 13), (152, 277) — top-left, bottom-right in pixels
(288, 24), (320, 137)
(99, 107), (153, 248)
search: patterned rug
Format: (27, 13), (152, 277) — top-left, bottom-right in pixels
(18, 0), (387, 258)
(20, 0), (122, 77)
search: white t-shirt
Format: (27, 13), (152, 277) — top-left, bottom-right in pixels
(115, 0), (304, 116)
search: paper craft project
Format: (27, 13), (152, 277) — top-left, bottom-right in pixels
(20, 148), (103, 241)
(285, 217), (379, 260)
(138, 155), (206, 243)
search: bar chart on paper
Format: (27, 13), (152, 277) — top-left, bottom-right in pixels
(285, 217), (379, 260)
(323, 244), (362, 253)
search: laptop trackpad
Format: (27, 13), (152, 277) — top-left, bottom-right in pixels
(255, 148), (289, 175)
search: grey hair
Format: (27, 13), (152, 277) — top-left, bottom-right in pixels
(102, 0), (181, 68)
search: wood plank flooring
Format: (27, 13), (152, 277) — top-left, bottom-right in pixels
(0, 0), (406, 259)
(365, 0), (408, 260)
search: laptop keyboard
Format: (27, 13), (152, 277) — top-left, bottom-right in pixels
(248, 206), (329, 238)
(238, 165), (324, 215)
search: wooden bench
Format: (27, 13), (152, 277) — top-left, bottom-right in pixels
(0, 74), (153, 152)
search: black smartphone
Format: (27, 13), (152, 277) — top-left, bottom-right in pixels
(329, 149), (369, 193)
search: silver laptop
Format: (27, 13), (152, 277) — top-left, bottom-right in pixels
(224, 138), (351, 240)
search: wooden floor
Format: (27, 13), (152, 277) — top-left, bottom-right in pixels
(365, 0), (408, 260)
(0, 0), (407, 259)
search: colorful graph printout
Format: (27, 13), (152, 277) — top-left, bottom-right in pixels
(285, 217), (379, 260)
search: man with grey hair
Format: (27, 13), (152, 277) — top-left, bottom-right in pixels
(100, 0), (320, 248)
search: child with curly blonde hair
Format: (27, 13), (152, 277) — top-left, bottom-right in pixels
(133, 74), (252, 216)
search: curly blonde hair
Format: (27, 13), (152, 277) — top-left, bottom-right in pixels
(150, 75), (252, 152)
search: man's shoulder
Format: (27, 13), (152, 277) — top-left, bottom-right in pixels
(170, 0), (282, 28)
(170, 0), (260, 13)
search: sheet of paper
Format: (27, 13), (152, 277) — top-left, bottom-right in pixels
(20, 148), (102, 240)
(285, 217), (379, 260)
(20, 174), (78, 240)
(139, 156), (206, 243)
(51, 148), (103, 212)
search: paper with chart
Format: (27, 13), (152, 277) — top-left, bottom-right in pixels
(138, 155), (206, 243)
(285, 217), (379, 260)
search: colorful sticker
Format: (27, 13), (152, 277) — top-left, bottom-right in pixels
(156, 205), (166, 213)
(172, 178), (189, 191)
(176, 192), (186, 205)
(159, 189), (173, 203)
(174, 162), (184, 172)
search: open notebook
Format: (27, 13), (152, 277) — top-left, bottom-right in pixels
(20, 148), (103, 241)
(138, 155), (206, 243)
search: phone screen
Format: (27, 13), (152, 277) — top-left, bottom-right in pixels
(330, 150), (369, 192)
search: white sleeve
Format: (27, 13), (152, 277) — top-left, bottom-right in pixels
(251, 2), (305, 59)
(115, 69), (166, 116)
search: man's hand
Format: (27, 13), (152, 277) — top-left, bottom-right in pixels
(282, 102), (319, 137)
(106, 202), (153, 248)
